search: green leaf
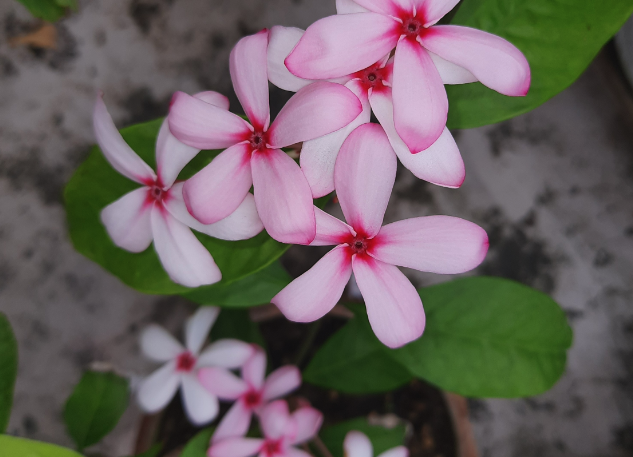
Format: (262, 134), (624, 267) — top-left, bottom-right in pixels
(64, 118), (290, 298)
(0, 312), (18, 433)
(63, 371), (129, 451)
(54, 0), (77, 9)
(0, 435), (83, 457)
(180, 427), (214, 457)
(446, 0), (633, 128)
(303, 305), (412, 394)
(391, 276), (573, 397)
(210, 309), (265, 347)
(320, 417), (407, 457)
(14, 0), (67, 22)
(127, 443), (162, 457)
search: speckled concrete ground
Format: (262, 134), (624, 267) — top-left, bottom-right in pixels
(0, 1), (632, 456)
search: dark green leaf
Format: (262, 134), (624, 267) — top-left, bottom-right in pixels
(127, 443), (162, 457)
(180, 427), (214, 457)
(0, 435), (83, 457)
(14, 0), (76, 21)
(0, 312), (18, 433)
(391, 277), (573, 397)
(63, 370), (129, 451)
(210, 308), (265, 347)
(320, 417), (407, 457)
(447, 0), (633, 128)
(303, 305), (412, 394)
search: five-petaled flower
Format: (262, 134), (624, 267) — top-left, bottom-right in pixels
(285, 0), (530, 152)
(209, 400), (322, 457)
(271, 123), (489, 348)
(344, 430), (408, 457)
(168, 29), (363, 245)
(95, 92), (263, 287)
(137, 307), (254, 425)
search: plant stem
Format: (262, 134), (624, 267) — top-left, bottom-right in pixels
(293, 320), (322, 368)
(312, 436), (334, 457)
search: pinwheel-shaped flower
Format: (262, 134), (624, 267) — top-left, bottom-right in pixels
(209, 400), (322, 457)
(268, 26), (464, 196)
(199, 345), (301, 442)
(285, 0), (530, 151)
(137, 307), (254, 425)
(95, 93), (263, 287)
(271, 124), (489, 348)
(344, 431), (408, 457)
(168, 29), (363, 245)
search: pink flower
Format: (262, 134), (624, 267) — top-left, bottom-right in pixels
(285, 0), (531, 151)
(168, 30), (363, 244)
(268, 26), (465, 197)
(209, 400), (322, 457)
(95, 92), (263, 287)
(344, 431), (408, 457)
(198, 346), (301, 442)
(137, 307), (254, 425)
(271, 124), (489, 348)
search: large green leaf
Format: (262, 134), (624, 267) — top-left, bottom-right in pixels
(320, 417), (407, 457)
(0, 436), (83, 457)
(446, 0), (633, 128)
(14, 0), (76, 22)
(210, 308), (266, 347)
(303, 305), (412, 394)
(180, 428), (214, 457)
(391, 276), (573, 397)
(63, 371), (129, 451)
(64, 118), (289, 298)
(0, 313), (18, 433)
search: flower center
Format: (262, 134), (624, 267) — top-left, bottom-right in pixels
(250, 131), (267, 151)
(402, 17), (423, 37)
(175, 352), (196, 372)
(150, 185), (164, 201)
(350, 236), (368, 255)
(243, 389), (262, 408)
(262, 439), (283, 457)
(356, 64), (387, 90)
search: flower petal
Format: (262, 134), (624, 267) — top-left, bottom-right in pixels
(421, 25), (531, 96)
(166, 184), (263, 241)
(377, 447), (409, 457)
(300, 79), (371, 198)
(181, 374), (219, 425)
(285, 13), (399, 80)
(93, 92), (156, 184)
(101, 188), (154, 253)
(197, 339), (254, 368)
(185, 306), (220, 354)
(209, 438), (264, 457)
(393, 38), (447, 152)
(194, 90), (231, 110)
(155, 120), (200, 189)
(344, 431), (373, 457)
(262, 366), (301, 401)
(371, 216), (489, 273)
(291, 407), (323, 445)
(418, 0), (461, 26)
(334, 123), (396, 238)
(352, 255), (425, 348)
(284, 449), (313, 457)
(336, 0), (370, 14)
(140, 324), (185, 362)
(137, 361), (180, 413)
(231, 30), (271, 130)
(168, 91), (251, 150)
(198, 367), (248, 399)
(260, 400), (292, 440)
(243, 346), (267, 390)
(151, 209), (221, 287)
(267, 26), (314, 92)
(251, 149), (316, 245)
(428, 50), (477, 84)
(353, 0), (409, 16)
(182, 142), (253, 225)
(369, 88), (465, 188)
(310, 208), (354, 247)
(272, 245), (352, 322)
(268, 81), (363, 149)
(212, 400), (253, 442)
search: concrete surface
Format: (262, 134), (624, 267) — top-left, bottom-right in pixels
(0, 0), (632, 456)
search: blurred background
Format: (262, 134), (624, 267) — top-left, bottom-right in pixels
(0, 0), (632, 456)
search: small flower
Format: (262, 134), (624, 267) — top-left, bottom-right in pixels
(271, 123), (489, 348)
(137, 307), (254, 425)
(285, 0), (530, 151)
(268, 26), (465, 196)
(198, 345), (301, 442)
(95, 92), (263, 287)
(168, 29), (363, 244)
(209, 400), (322, 457)
(344, 431), (408, 457)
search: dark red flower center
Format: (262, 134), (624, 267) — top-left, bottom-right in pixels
(150, 185), (164, 201)
(262, 439), (283, 457)
(243, 389), (262, 408)
(350, 236), (369, 255)
(250, 131), (268, 151)
(356, 63), (388, 91)
(402, 17), (424, 38)
(176, 352), (196, 372)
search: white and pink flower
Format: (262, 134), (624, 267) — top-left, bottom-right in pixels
(271, 123), (489, 348)
(95, 92), (263, 288)
(168, 29), (363, 245)
(344, 431), (408, 457)
(137, 307), (254, 425)
(199, 345), (301, 442)
(285, 0), (530, 151)
(209, 400), (322, 457)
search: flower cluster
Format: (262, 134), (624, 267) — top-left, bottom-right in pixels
(97, 0), (529, 348)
